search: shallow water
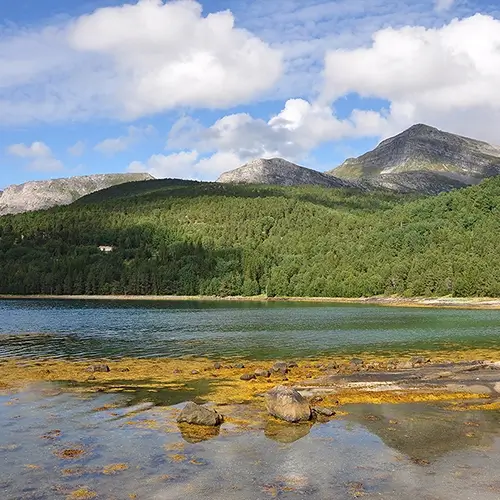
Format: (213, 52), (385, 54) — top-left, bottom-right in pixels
(1, 386), (500, 500)
(1, 299), (500, 359)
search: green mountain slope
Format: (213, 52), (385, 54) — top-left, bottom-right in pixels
(0, 178), (499, 298)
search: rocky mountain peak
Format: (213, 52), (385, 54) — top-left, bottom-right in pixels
(217, 157), (352, 188)
(0, 172), (154, 216)
(328, 124), (500, 182)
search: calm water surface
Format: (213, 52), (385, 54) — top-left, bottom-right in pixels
(1, 386), (500, 500)
(1, 299), (500, 359)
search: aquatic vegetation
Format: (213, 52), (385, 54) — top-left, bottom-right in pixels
(102, 462), (129, 474)
(54, 448), (87, 460)
(67, 488), (97, 499)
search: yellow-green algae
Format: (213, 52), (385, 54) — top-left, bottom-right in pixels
(1, 347), (499, 408)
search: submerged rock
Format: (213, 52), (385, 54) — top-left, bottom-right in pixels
(264, 420), (312, 443)
(177, 402), (224, 426)
(266, 386), (311, 423)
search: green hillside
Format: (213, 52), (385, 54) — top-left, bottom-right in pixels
(0, 178), (499, 298)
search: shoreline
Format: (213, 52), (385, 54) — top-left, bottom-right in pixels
(1, 294), (500, 309)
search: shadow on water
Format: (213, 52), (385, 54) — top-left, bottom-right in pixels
(345, 403), (500, 461)
(58, 378), (220, 407)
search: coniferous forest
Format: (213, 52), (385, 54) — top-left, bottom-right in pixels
(0, 177), (499, 298)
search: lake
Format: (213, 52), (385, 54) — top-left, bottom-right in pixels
(1, 299), (500, 359)
(2, 299), (500, 499)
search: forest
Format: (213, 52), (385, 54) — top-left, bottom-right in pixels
(0, 176), (499, 298)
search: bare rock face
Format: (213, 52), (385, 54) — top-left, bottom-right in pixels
(217, 158), (353, 189)
(266, 385), (311, 423)
(176, 402), (224, 426)
(328, 124), (500, 182)
(0, 173), (154, 216)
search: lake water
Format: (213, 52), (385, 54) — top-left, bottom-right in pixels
(1, 386), (500, 500)
(1, 299), (500, 359)
(2, 299), (500, 499)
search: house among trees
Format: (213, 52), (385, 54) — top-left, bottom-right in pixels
(98, 245), (115, 253)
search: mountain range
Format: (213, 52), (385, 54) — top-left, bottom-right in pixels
(2, 124), (500, 216)
(218, 124), (500, 194)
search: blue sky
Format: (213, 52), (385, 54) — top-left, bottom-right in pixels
(1, 0), (499, 188)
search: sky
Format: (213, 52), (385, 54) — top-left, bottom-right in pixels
(1, 0), (500, 188)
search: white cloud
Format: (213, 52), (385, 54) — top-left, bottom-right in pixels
(322, 14), (500, 144)
(7, 142), (63, 171)
(435, 0), (455, 12)
(68, 141), (85, 156)
(0, 0), (282, 125)
(94, 125), (155, 154)
(167, 99), (354, 165)
(128, 150), (243, 180)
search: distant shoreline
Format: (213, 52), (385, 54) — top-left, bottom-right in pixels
(1, 294), (500, 309)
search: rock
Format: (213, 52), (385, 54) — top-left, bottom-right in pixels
(265, 386), (311, 423)
(310, 396), (324, 404)
(255, 369), (271, 378)
(176, 402), (223, 426)
(271, 361), (288, 375)
(234, 363), (245, 369)
(397, 361), (414, 370)
(173, 369), (182, 374)
(494, 382), (500, 393)
(287, 361), (298, 369)
(191, 370), (200, 375)
(85, 364), (110, 373)
(120, 368), (130, 372)
(213, 362), (222, 370)
(326, 362), (338, 370)
(410, 356), (429, 366)
(86, 376), (96, 381)
(350, 358), (364, 367)
(240, 373), (256, 381)
(312, 407), (335, 417)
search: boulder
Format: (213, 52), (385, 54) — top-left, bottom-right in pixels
(272, 361), (288, 375)
(266, 386), (311, 423)
(234, 363), (245, 369)
(255, 369), (271, 378)
(213, 362), (222, 370)
(240, 373), (256, 381)
(85, 364), (110, 373)
(176, 402), (223, 426)
(312, 407), (335, 417)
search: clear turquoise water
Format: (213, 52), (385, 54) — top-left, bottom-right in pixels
(1, 299), (500, 359)
(1, 386), (500, 500)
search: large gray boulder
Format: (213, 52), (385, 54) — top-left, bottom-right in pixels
(176, 402), (223, 426)
(265, 386), (311, 423)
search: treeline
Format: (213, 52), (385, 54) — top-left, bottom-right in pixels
(0, 178), (499, 298)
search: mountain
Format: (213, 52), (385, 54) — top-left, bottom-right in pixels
(361, 171), (469, 195)
(1, 177), (499, 298)
(217, 158), (354, 189)
(0, 173), (154, 216)
(329, 124), (500, 182)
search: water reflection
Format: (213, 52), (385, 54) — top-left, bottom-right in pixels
(2, 385), (500, 499)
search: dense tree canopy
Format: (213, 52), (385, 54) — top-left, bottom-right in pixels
(0, 177), (499, 297)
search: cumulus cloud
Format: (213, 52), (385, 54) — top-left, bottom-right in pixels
(94, 125), (156, 155)
(322, 14), (500, 143)
(128, 150), (243, 180)
(0, 0), (282, 124)
(7, 142), (63, 171)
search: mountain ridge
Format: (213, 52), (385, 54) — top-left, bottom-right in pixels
(0, 173), (154, 216)
(328, 124), (500, 181)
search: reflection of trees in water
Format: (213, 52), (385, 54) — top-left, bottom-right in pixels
(346, 403), (500, 460)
